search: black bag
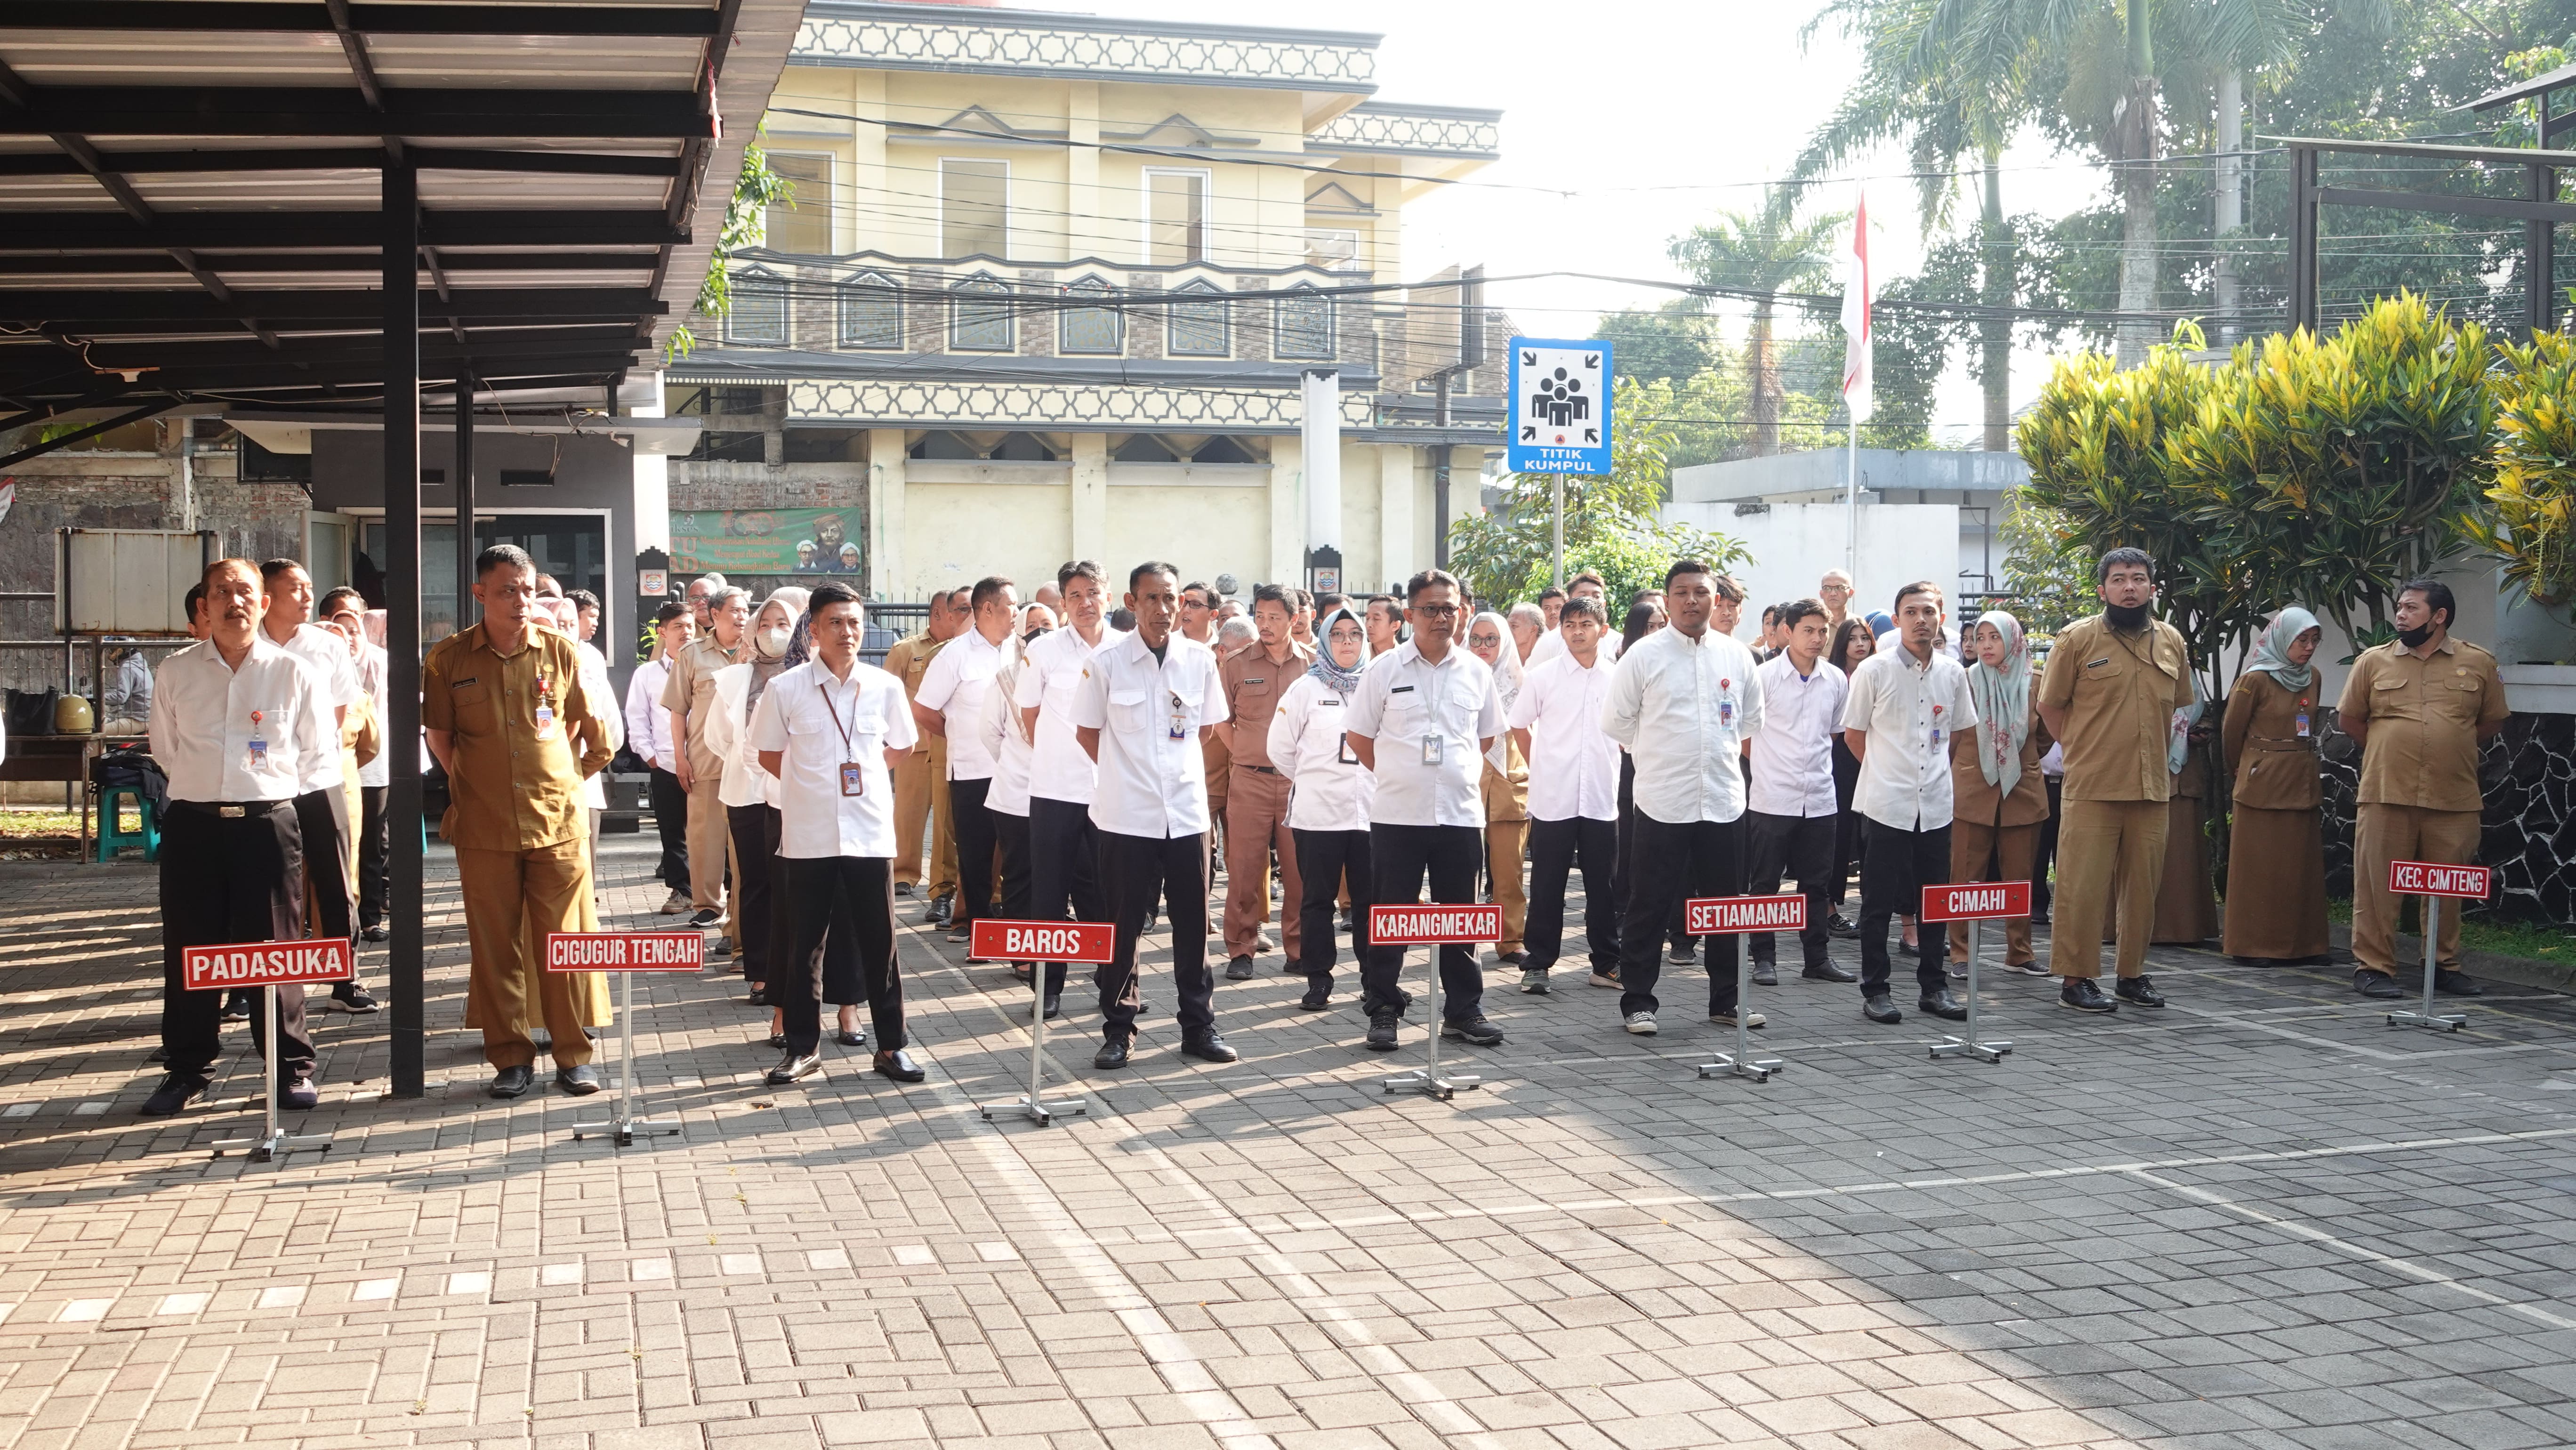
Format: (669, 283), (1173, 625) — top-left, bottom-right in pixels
(92, 743), (170, 820)
(5, 686), (61, 738)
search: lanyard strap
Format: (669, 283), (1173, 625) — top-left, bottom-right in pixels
(816, 675), (857, 760)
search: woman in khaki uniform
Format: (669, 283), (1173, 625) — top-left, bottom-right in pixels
(1948, 611), (2051, 970)
(2221, 606), (2329, 961)
(1469, 612), (1530, 963)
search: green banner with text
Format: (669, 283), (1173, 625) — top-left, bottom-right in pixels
(669, 508), (864, 575)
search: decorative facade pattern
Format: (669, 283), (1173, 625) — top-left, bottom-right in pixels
(788, 378), (1374, 432)
(1309, 104), (1502, 159)
(795, 5), (1376, 90)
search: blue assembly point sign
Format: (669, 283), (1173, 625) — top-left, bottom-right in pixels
(1507, 337), (1612, 474)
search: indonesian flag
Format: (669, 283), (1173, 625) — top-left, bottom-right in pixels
(1841, 184), (1874, 424)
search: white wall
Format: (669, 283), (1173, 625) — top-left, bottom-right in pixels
(1666, 501), (1963, 642)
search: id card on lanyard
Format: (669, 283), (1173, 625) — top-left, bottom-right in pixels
(246, 709), (268, 771)
(1417, 667), (1446, 765)
(820, 677), (864, 796)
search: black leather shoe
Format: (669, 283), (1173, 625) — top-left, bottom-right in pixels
(2354, 969), (2405, 999)
(767, 1052), (821, 1085)
(1179, 1034), (1239, 1063)
(1297, 985), (1330, 1010)
(329, 982), (380, 1013)
(2434, 969), (2484, 996)
(146, 1044), (168, 1064)
(2060, 977), (2118, 1013)
(282, 1077), (320, 1110)
(766, 1033), (785, 1048)
(1826, 913), (1860, 939)
(140, 1072), (209, 1116)
(1365, 1013), (1400, 1051)
(490, 1065), (535, 1098)
(874, 1048), (926, 1082)
(1861, 994), (1902, 1024)
(2114, 975), (2166, 1008)
(1750, 961), (1778, 986)
(836, 1029), (867, 1047)
(1042, 995), (1061, 1020)
(1224, 955), (1256, 981)
(1497, 951), (1528, 967)
(1441, 1016), (1504, 1046)
(1802, 960), (1859, 983)
(556, 1064), (603, 1096)
(361, 924), (389, 943)
(1093, 1037), (1131, 1069)
(746, 984), (768, 1007)
(1919, 988), (1967, 1021)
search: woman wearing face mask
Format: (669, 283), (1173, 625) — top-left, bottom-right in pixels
(2220, 607), (2329, 963)
(1467, 610), (1531, 966)
(1947, 612), (2052, 975)
(706, 588), (809, 1015)
(1269, 606), (1377, 1010)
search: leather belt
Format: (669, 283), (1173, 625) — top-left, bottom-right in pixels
(172, 798), (291, 819)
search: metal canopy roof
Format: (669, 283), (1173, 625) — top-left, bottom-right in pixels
(0, 0), (801, 429)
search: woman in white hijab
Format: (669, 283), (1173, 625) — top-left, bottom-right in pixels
(1946, 610), (2052, 973)
(2221, 606), (2329, 962)
(1465, 610), (1531, 965)
(706, 587), (806, 1017)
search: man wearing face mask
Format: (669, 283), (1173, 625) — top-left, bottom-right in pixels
(665, 586), (751, 940)
(2036, 547), (2197, 1012)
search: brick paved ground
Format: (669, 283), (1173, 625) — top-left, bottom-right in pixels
(3, 835), (2574, 1450)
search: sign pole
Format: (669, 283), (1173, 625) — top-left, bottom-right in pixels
(1929, 917), (2011, 1063)
(2386, 894), (2467, 1032)
(1921, 882), (2022, 1063)
(1370, 903), (1501, 1101)
(213, 984), (335, 1161)
(2383, 858), (2478, 1032)
(194, 937), (349, 1164)
(1684, 894), (1797, 1082)
(971, 918), (1106, 1125)
(575, 967), (682, 1145)
(548, 930), (698, 1145)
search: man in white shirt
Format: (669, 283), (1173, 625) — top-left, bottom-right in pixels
(1363, 594), (1405, 658)
(1016, 561), (1122, 1012)
(1071, 563), (1238, 1069)
(1745, 598), (1859, 988)
(751, 581), (924, 1086)
(628, 602), (696, 912)
(259, 558), (377, 1012)
(144, 558), (338, 1116)
(1527, 571), (1624, 671)
(1839, 580), (1979, 1025)
(1507, 595), (1621, 996)
(914, 576), (1018, 944)
(1600, 559), (1766, 1037)
(320, 588), (394, 943)
(1344, 569), (1509, 1052)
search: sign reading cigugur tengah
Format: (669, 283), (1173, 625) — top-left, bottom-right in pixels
(1507, 337), (1613, 475)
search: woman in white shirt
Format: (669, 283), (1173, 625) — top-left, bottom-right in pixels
(707, 588), (806, 1018)
(1268, 606), (1376, 1011)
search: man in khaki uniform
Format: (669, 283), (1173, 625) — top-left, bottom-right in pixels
(886, 588), (964, 909)
(2036, 547), (2195, 1013)
(663, 585), (749, 939)
(2338, 577), (2507, 998)
(425, 544), (612, 1098)
(1218, 585), (1312, 978)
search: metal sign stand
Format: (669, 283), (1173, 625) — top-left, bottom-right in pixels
(574, 970), (681, 1145)
(1929, 918), (2012, 1063)
(2386, 895), (2468, 1033)
(1384, 977), (1481, 1100)
(212, 985), (332, 1163)
(1695, 938), (1781, 1083)
(982, 962), (1087, 1126)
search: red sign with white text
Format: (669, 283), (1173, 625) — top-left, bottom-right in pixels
(2387, 860), (2490, 900)
(970, 919), (1117, 963)
(182, 938), (353, 991)
(1919, 881), (2034, 922)
(1686, 894), (1807, 935)
(545, 931), (706, 972)
(1369, 903), (1504, 945)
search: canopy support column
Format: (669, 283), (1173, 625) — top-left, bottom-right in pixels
(385, 160), (426, 1098)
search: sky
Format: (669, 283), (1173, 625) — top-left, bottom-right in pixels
(1103, 0), (2125, 443)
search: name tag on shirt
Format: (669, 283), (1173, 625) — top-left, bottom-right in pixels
(1421, 732), (1444, 766)
(533, 703), (557, 740)
(840, 762), (866, 797)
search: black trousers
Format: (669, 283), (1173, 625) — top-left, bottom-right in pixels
(1858, 815), (1951, 998)
(990, 805), (1033, 943)
(726, 803), (777, 983)
(1615, 756), (1692, 952)
(1745, 810), (1836, 967)
(1028, 796), (1107, 995)
(160, 800), (314, 1082)
(649, 767), (691, 893)
(1292, 827), (1372, 991)
(774, 855), (903, 1055)
(1526, 815), (1618, 973)
(1618, 814), (1744, 1018)
(753, 808), (855, 1005)
(292, 785), (354, 942)
(1829, 739), (1862, 907)
(2032, 775), (2063, 919)
(1098, 829), (1215, 1041)
(950, 776), (998, 934)
(357, 783), (390, 930)
(1362, 823), (1483, 1022)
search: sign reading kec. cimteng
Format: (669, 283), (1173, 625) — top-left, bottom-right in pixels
(2387, 861), (2491, 900)
(182, 938), (354, 991)
(544, 932), (706, 972)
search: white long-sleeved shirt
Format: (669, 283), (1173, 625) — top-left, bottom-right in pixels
(1508, 652), (1619, 822)
(149, 636), (335, 804)
(575, 639), (623, 809)
(915, 625), (1006, 781)
(1840, 644), (1980, 831)
(705, 663), (770, 810)
(354, 641), (391, 788)
(1342, 640), (1504, 830)
(1601, 625), (1763, 826)
(1747, 652), (1847, 819)
(626, 656), (679, 772)
(1268, 672), (1374, 831)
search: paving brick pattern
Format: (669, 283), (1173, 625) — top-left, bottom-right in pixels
(2, 840), (2574, 1450)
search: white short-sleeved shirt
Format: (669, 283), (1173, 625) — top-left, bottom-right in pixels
(149, 636), (335, 804)
(354, 641), (391, 788)
(1840, 644), (1980, 831)
(914, 626), (1006, 781)
(1601, 625), (1763, 825)
(1069, 631), (1229, 839)
(749, 658), (918, 858)
(1748, 652), (1847, 819)
(626, 656), (677, 772)
(272, 620), (361, 790)
(1014, 623), (1124, 804)
(1526, 624), (1622, 673)
(1508, 653), (1619, 822)
(1268, 672), (1373, 832)
(982, 648), (1036, 817)
(1343, 640), (1505, 829)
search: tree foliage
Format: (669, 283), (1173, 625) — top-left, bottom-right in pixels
(666, 139), (791, 361)
(2467, 330), (2576, 606)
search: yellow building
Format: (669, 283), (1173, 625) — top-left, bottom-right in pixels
(663, 0), (1506, 599)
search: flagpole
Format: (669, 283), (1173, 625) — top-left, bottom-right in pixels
(1845, 415), (1858, 580)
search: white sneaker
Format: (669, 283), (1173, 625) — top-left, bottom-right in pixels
(1710, 1007), (1767, 1029)
(1624, 1011), (1658, 1035)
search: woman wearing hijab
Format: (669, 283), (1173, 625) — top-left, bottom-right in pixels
(2221, 607), (2329, 962)
(2149, 676), (2222, 944)
(708, 588), (808, 1006)
(1269, 605), (1377, 1010)
(1947, 611), (2053, 973)
(1466, 610), (1531, 965)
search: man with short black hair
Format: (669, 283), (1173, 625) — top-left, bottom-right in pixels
(886, 588), (963, 911)
(1364, 594), (1404, 657)
(1536, 586), (1567, 631)
(1509, 594), (1620, 995)
(1528, 572), (1621, 669)
(258, 558), (376, 1011)
(629, 600), (695, 912)
(565, 589), (602, 644)
(1178, 580), (1218, 644)
(1841, 582), (1975, 1024)
(1747, 598), (1854, 988)
(1016, 561), (1122, 1016)
(319, 586), (393, 943)
(916, 575), (1018, 946)
(664, 584), (750, 937)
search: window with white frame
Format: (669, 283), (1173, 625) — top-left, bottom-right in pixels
(1145, 169), (1209, 266)
(941, 158), (1009, 259)
(765, 153), (832, 255)
(1166, 278), (1229, 356)
(1303, 228), (1362, 273)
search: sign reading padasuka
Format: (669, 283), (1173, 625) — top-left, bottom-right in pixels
(544, 931), (706, 971)
(1919, 882), (2033, 922)
(1369, 904), (1504, 945)
(2387, 861), (2491, 900)
(969, 919), (1116, 964)
(1685, 894), (1806, 934)
(182, 938), (354, 991)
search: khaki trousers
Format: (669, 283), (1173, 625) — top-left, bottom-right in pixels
(892, 747), (932, 888)
(457, 838), (599, 1070)
(2353, 803), (2481, 976)
(684, 774), (732, 915)
(1948, 818), (2038, 966)
(1481, 766), (1528, 953)
(2046, 797), (2166, 979)
(927, 739), (957, 900)
(1224, 766), (1298, 959)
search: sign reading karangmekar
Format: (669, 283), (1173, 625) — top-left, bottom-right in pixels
(1686, 894), (1807, 935)
(1369, 904), (1503, 945)
(182, 938), (354, 991)
(545, 932), (706, 971)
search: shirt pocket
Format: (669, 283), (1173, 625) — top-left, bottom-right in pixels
(1172, 686), (1208, 732)
(2438, 674), (2486, 724)
(1109, 686), (1152, 734)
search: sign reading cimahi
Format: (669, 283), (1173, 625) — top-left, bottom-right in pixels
(969, 919), (1116, 963)
(545, 931), (705, 971)
(1920, 881), (2033, 922)
(2388, 861), (2490, 900)
(1506, 337), (1613, 475)
(1370, 903), (1503, 945)
(183, 937), (354, 991)
(1686, 894), (1806, 935)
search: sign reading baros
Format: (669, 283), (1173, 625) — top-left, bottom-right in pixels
(1506, 337), (1613, 475)
(970, 919), (1116, 963)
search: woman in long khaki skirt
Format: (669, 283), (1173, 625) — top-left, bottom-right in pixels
(1948, 611), (2051, 971)
(2221, 606), (2329, 961)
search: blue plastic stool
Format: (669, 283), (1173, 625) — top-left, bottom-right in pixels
(96, 785), (159, 863)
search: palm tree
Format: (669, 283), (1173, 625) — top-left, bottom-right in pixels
(1669, 187), (1846, 457)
